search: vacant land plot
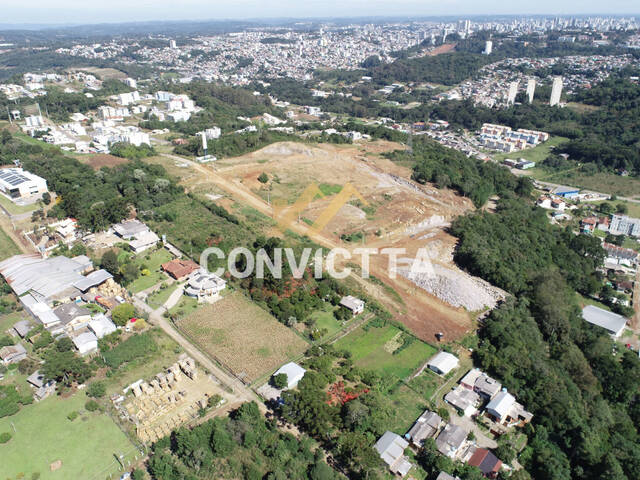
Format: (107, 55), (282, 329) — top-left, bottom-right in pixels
(493, 136), (569, 164)
(76, 153), (129, 170)
(335, 321), (437, 384)
(0, 392), (136, 480)
(0, 225), (21, 260)
(543, 171), (640, 199)
(0, 193), (39, 216)
(128, 248), (173, 294)
(178, 292), (307, 383)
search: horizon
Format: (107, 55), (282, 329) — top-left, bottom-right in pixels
(2, 1), (639, 27)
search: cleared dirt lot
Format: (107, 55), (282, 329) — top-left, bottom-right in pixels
(76, 153), (130, 170)
(177, 292), (308, 383)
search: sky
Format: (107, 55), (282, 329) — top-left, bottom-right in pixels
(2, 0), (638, 25)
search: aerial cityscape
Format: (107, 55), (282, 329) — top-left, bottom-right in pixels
(0, 5), (639, 480)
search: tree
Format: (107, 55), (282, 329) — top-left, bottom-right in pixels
(42, 192), (51, 205)
(42, 350), (92, 387)
(258, 172), (269, 184)
(87, 381), (106, 398)
(85, 400), (99, 411)
(616, 203), (628, 214)
(101, 250), (119, 276)
(272, 373), (288, 389)
(112, 303), (135, 327)
(55, 336), (75, 352)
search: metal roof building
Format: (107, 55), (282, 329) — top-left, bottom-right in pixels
(0, 167), (47, 198)
(582, 305), (627, 338)
(427, 351), (460, 376)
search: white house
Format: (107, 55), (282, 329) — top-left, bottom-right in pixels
(339, 295), (365, 315)
(374, 431), (413, 477)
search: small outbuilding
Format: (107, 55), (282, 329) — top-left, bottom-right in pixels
(427, 351), (459, 376)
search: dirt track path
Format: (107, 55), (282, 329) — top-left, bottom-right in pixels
(160, 153), (471, 342)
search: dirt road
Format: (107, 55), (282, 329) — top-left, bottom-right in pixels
(132, 296), (265, 412)
(160, 152), (472, 343)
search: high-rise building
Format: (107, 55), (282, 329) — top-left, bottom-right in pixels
(169, 39), (177, 49)
(550, 77), (563, 106)
(483, 40), (493, 55)
(507, 81), (519, 105)
(526, 78), (536, 103)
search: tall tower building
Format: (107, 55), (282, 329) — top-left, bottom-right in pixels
(526, 78), (536, 103)
(550, 76), (563, 106)
(507, 81), (519, 105)
(483, 40), (493, 55)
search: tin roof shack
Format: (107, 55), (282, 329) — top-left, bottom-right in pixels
(582, 305), (628, 338)
(427, 351), (459, 376)
(374, 431), (413, 477)
(0, 343), (27, 365)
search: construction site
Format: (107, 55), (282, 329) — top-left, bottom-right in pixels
(118, 355), (227, 444)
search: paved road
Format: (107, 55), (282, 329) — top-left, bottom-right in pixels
(132, 296), (265, 412)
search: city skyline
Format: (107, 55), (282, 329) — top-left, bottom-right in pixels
(2, 1), (639, 26)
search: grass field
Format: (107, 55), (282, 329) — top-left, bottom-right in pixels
(169, 296), (199, 319)
(493, 136), (569, 164)
(178, 292), (308, 383)
(539, 171), (640, 199)
(334, 322), (437, 384)
(0, 392), (136, 480)
(0, 225), (21, 261)
(0, 193), (39, 215)
(127, 248), (173, 294)
(147, 283), (180, 310)
(309, 304), (344, 340)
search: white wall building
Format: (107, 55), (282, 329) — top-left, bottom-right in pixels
(0, 168), (48, 199)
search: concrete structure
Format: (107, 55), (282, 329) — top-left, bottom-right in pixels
(550, 76), (563, 106)
(582, 305), (628, 338)
(273, 362), (306, 389)
(0, 168), (48, 199)
(526, 78), (536, 103)
(483, 40), (493, 55)
(427, 351), (459, 376)
(609, 215), (640, 238)
(506, 81), (518, 105)
(374, 431), (413, 477)
(339, 295), (365, 315)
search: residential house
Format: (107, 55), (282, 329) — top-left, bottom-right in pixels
(0, 344), (27, 365)
(185, 269), (226, 302)
(436, 423), (469, 458)
(467, 447), (502, 478)
(485, 391), (533, 427)
(436, 473), (460, 480)
(27, 370), (56, 401)
(162, 258), (200, 280)
(460, 368), (502, 400)
(445, 385), (480, 416)
(53, 302), (92, 331)
(374, 431), (413, 477)
(407, 410), (442, 447)
(427, 351), (459, 376)
(339, 295), (365, 315)
(72, 331), (98, 355)
(88, 314), (117, 339)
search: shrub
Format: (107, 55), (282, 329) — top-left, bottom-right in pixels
(67, 411), (79, 421)
(87, 381), (106, 398)
(0, 431), (11, 443)
(85, 400), (99, 412)
(258, 172), (269, 183)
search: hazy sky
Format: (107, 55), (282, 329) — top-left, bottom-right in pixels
(2, 1), (638, 24)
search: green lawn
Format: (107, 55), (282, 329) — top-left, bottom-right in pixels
(493, 136), (569, 164)
(147, 283), (180, 310)
(0, 226), (20, 261)
(0, 310), (28, 335)
(385, 384), (430, 433)
(168, 296), (199, 319)
(334, 322), (437, 383)
(309, 304), (344, 340)
(0, 391), (137, 480)
(0, 193), (40, 215)
(127, 248), (173, 294)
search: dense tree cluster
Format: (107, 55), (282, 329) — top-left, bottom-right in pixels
(146, 401), (340, 480)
